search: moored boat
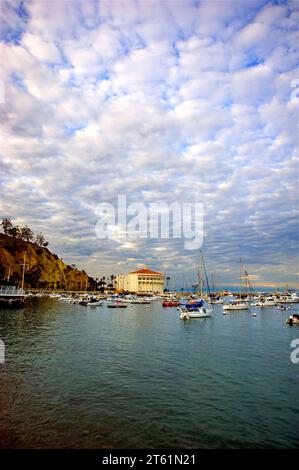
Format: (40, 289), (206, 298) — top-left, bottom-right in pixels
(107, 302), (128, 308)
(277, 304), (290, 311)
(162, 300), (180, 307)
(223, 301), (249, 311)
(256, 296), (277, 307)
(86, 300), (103, 306)
(179, 306), (212, 320)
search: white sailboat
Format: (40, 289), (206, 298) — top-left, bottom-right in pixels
(179, 251), (213, 320)
(179, 307), (212, 320)
(223, 300), (249, 311)
(223, 260), (249, 312)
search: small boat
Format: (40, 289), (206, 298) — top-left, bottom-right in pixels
(87, 300), (103, 306)
(277, 304), (290, 311)
(179, 307), (211, 320)
(286, 313), (299, 325)
(223, 301), (249, 311)
(107, 302), (128, 308)
(261, 297), (277, 306)
(162, 300), (181, 307)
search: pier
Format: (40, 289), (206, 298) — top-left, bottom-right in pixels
(0, 286), (26, 308)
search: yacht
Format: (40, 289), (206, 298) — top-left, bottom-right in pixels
(223, 300), (249, 311)
(179, 306), (212, 320)
(256, 296), (277, 307)
(280, 293), (299, 304)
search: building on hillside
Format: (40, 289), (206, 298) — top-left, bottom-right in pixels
(115, 268), (165, 294)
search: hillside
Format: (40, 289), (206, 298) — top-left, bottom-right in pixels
(0, 233), (94, 290)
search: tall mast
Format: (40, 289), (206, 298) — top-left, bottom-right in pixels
(200, 250), (212, 306)
(20, 252), (28, 291)
(211, 272), (215, 295)
(239, 258), (242, 299)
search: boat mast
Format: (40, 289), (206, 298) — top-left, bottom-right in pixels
(200, 250), (212, 303)
(239, 258), (243, 300)
(20, 252), (28, 291)
(197, 257), (204, 297)
(211, 272), (216, 295)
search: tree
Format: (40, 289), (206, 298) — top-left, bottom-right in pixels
(19, 225), (34, 242)
(25, 265), (42, 288)
(1, 217), (13, 235)
(97, 276), (106, 293)
(9, 225), (20, 238)
(35, 232), (49, 246)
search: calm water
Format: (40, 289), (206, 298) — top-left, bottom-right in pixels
(0, 298), (298, 448)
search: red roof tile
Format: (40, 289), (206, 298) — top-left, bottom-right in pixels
(128, 268), (163, 275)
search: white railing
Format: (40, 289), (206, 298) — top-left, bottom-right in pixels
(0, 286), (25, 297)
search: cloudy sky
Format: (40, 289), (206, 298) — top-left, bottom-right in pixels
(0, 0), (298, 288)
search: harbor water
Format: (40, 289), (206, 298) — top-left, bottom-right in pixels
(0, 298), (298, 448)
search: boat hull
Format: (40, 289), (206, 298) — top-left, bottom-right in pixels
(223, 304), (248, 310)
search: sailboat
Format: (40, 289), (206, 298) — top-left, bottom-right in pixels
(179, 251), (213, 320)
(208, 272), (224, 304)
(223, 260), (249, 312)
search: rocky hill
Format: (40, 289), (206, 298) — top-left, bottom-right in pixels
(0, 233), (94, 290)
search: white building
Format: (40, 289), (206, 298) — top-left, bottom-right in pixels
(115, 268), (165, 294)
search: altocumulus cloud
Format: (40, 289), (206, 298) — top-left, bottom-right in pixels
(0, 0), (298, 286)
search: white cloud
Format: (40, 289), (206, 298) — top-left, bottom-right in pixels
(0, 0), (298, 286)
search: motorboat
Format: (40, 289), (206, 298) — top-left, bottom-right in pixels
(223, 301), (249, 311)
(277, 304), (290, 311)
(87, 300), (103, 306)
(289, 293), (299, 303)
(162, 300), (181, 307)
(262, 297), (277, 306)
(279, 293), (299, 304)
(254, 296), (277, 307)
(107, 302), (128, 308)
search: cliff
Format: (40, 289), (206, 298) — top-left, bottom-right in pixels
(0, 233), (94, 290)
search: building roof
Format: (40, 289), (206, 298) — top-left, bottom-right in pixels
(128, 268), (163, 276)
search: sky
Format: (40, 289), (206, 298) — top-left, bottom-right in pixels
(0, 0), (298, 288)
